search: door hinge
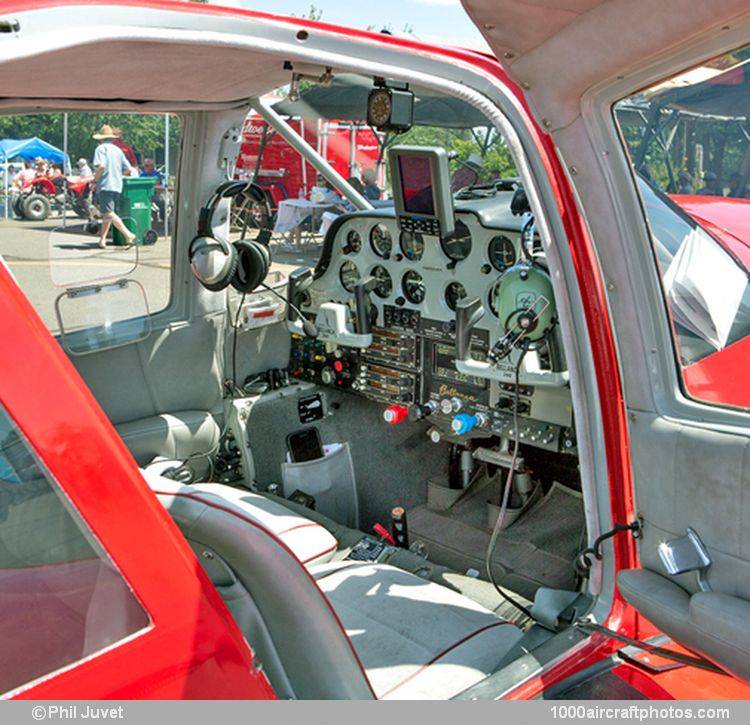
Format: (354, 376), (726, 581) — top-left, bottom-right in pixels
(575, 519), (642, 576)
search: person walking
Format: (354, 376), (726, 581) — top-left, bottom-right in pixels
(92, 124), (136, 249)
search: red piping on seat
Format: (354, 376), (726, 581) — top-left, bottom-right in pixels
(153, 489), (376, 699)
(275, 521), (337, 563)
(378, 621), (514, 699)
(300, 542), (337, 565)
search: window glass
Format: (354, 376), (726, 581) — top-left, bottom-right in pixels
(0, 405), (149, 694)
(0, 112), (179, 333)
(614, 45), (750, 410)
(234, 74), (516, 277)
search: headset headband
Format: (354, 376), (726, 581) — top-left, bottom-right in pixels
(197, 181), (265, 237)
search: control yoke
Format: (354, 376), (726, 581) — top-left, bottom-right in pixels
(286, 267), (318, 338)
(354, 275), (378, 336)
(287, 267), (374, 348)
(453, 297), (568, 387)
(455, 297), (485, 362)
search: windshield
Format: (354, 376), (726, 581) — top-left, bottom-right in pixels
(234, 74), (517, 279)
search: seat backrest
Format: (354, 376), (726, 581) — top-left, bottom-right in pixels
(150, 478), (374, 700)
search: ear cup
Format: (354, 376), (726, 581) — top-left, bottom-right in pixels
(231, 240), (271, 294)
(188, 235), (238, 291)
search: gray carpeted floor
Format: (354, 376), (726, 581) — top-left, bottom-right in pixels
(409, 482), (585, 600)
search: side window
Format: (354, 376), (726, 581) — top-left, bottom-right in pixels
(0, 112), (179, 342)
(0, 405), (149, 695)
(614, 45), (750, 411)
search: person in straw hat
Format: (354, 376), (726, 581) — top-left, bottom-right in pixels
(92, 124), (136, 248)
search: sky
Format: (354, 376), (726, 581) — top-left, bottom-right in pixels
(208, 0), (489, 52)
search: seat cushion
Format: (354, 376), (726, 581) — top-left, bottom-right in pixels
(309, 561), (524, 699)
(142, 469), (338, 566)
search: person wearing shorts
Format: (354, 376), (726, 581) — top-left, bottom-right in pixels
(92, 124), (135, 249)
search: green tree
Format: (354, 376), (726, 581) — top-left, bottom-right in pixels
(0, 112), (179, 171)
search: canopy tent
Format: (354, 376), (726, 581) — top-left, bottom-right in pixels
(272, 74), (492, 129)
(0, 137), (68, 165)
(647, 59), (750, 120)
(1, 137), (70, 220)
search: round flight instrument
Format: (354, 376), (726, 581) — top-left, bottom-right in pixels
(444, 281), (467, 311)
(402, 270), (426, 304)
(370, 223), (393, 258)
(488, 235), (516, 272)
(371, 265), (393, 298)
(441, 220), (472, 261)
(399, 231), (424, 261)
(339, 261), (361, 292)
(344, 229), (362, 254)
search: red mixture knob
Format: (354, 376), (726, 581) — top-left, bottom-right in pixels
(383, 404), (409, 425)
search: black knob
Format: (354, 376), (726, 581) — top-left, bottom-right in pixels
(408, 404), (433, 422)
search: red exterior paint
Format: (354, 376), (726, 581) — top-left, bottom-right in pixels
(614, 661), (750, 700)
(612, 664), (675, 700)
(0, 264), (274, 699)
(683, 335), (750, 410)
(672, 194), (750, 268)
(2, 0), (739, 700)
(666, 195), (750, 410)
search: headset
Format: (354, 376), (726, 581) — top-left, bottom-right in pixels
(188, 181), (271, 294)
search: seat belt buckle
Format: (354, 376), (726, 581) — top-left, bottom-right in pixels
(658, 527), (712, 592)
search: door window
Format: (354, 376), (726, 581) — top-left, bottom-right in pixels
(614, 44), (750, 410)
(0, 112), (179, 335)
(0, 405), (149, 695)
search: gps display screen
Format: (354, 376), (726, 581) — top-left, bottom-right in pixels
(398, 154), (435, 215)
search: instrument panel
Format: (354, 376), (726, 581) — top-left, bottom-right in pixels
(290, 194), (575, 454)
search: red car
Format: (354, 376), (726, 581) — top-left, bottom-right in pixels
(1, 0), (750, 704)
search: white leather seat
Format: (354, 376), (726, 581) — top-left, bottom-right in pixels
(147, 476), (524, 699)
(141, 468), (338, 566)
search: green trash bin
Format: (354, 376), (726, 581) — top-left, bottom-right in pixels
(112, 176), (158, 246)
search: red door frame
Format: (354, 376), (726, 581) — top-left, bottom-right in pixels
(0, 266), (274, 699)
(0, 0), (640, 699)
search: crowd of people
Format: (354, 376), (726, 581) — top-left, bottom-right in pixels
(281, 168), (382, 247)
(11, 157), (65, 189)
(8, 123), (168, 249)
